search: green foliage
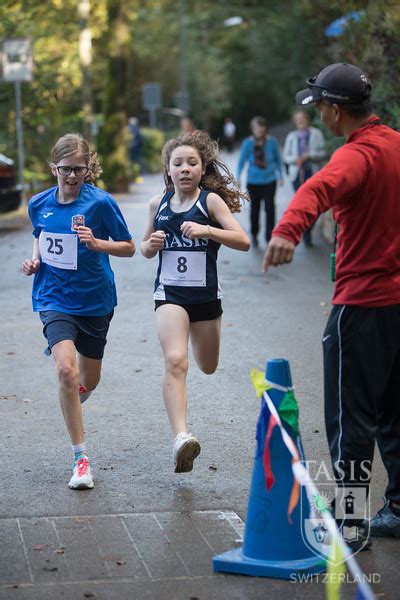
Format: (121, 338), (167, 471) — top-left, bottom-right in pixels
(142, 128), (165, 173)
(98, 112), (131, 192)
(0, 0), (399, 195)
(321, 1), (400, 130)
(23, 166), (52, 195)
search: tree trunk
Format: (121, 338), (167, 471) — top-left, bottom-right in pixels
(78, 0), (95, 145)
(99, 0), (131, 192)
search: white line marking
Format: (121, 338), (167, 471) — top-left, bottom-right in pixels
(120, 517), (153, 579)
(16, 519), (34, 583)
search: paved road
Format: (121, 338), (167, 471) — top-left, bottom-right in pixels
(0, 151), (397, 599)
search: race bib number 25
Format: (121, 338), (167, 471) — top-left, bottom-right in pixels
(39, 231), (78, 270)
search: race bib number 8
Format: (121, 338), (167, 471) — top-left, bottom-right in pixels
(39, 231), (78, 270)
(160, 250), (206, 287)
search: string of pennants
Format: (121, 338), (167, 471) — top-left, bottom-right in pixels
(250, 369), (376, 600)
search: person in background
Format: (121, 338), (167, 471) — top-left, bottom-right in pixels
(180, 117), (195, 135)
(223, 117), (236, 153)
(128, 116), (145, 184)
(237, 116), (283, 248)
(283, 110), (326, 246)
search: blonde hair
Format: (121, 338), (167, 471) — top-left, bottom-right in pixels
(162, 131), (248, 213)
(49, 133), (102, 184)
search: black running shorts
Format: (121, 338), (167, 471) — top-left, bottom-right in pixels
(39, 311), (114, 359)
(154, 300), (223, 323)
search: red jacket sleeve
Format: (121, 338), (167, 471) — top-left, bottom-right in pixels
(273, 144), (369, 244)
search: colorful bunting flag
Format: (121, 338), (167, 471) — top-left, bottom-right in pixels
(250, 368), (300, 514)
(251, 369), (273, 459)
(327, 539), (346, 600)
(279, 390), (299, 436)
(263, 412), (278, 490)
(287, 459), (300, 524)
(250, 369), (376, 600)
(250, 368), (272, 398)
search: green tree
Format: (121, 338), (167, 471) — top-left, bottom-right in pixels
(1, 0), (399, 193)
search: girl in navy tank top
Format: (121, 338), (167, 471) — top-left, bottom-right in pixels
(141, 130), (250, 473)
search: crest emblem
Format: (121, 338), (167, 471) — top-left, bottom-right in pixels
(71, 214), (85, 231)
(300, 479), (370, 565)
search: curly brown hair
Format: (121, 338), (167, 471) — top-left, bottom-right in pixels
(49, 133), (102, 184)
(162, 130), (248, 213)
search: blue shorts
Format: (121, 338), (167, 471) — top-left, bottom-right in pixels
(39, 311), (114, 360)
(154, 300), (222, 323)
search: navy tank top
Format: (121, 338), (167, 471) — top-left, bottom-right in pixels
(153, 189), (222, 303)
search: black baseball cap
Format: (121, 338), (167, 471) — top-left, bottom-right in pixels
(295, 62), (372, 106)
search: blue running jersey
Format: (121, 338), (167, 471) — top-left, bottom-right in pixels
(153, 189), (222, 303)
(28, 183), (132, 315)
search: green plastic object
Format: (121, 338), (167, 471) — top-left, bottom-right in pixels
(330, 253), (336, 282)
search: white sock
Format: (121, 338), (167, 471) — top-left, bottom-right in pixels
(71, 442), (86, 460)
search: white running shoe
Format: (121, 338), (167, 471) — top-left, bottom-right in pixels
(68, 456), (94, 489)
(173, 432), (201, 473)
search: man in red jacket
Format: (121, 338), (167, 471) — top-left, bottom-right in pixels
(263, 63), (400, 543)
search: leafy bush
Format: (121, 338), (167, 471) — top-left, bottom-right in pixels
(142, 127), (165, 173)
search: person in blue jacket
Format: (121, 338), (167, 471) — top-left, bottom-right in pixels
(22, 133), (135, 490)
(237, 116), (283, 247)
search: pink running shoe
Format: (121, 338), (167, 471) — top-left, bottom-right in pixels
(68, 456), (94, 489)
(78, 384), (92, 404)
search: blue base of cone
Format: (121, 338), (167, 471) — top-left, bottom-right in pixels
(213, 547), (326, 579)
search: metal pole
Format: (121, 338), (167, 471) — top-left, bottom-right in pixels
(149, 108), (157, 129)
(179, 0), (188, 116)
(15, 81), (25, 192)
(78, 0), (95, 146)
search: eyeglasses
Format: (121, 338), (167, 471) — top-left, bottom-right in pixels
(56, 165), (89, 176)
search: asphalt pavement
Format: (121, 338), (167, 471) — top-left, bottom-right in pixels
(0, 149), (398, 599)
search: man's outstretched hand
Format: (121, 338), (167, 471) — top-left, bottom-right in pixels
(262, 236), (296, 272)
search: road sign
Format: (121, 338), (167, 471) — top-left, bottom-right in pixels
(1, 39), (33, 193)
(2, 39), (33, 82)
(174, 90), (190, 115)
(141, 83), (162, 110)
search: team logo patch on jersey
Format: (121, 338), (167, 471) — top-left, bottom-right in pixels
(71, 214), (85, 231)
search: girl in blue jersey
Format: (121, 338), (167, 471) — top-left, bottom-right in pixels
(141, 131), (250, 473)
(22, 134), (135, 490)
